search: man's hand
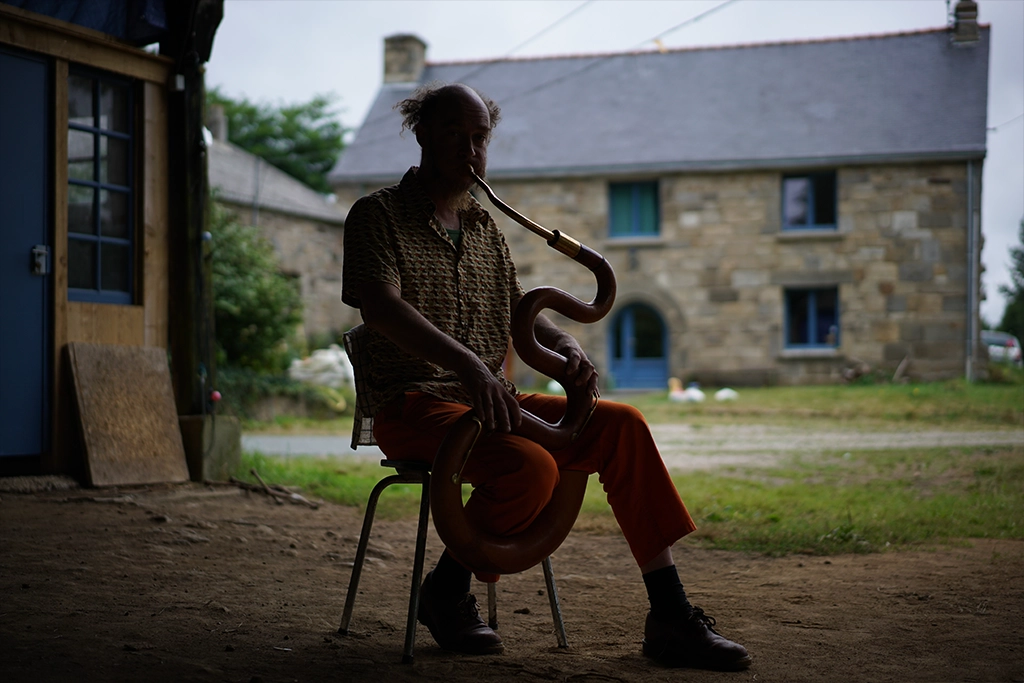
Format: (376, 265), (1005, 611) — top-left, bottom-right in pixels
(454, 356), (522, 433)
(554, 338), (600, 397)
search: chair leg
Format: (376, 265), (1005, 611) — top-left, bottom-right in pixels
(542, 556), (568, 648)
(487, 582), (498, 630)
(339, 474), (404, 635)
(402, 472), (431, 664)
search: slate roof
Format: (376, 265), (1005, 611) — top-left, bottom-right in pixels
(209, 139), (344, 224)
(329, 27), (989, 185)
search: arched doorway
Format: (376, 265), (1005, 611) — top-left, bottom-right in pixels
(608, 303), (668, 389)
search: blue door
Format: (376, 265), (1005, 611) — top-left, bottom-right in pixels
(0, 47), (50, 458)
(609, 304), (668, 389)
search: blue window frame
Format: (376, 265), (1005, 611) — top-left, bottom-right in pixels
(785, 287), (839, 348)
(67, 68), (134, 304)
(782, 172), (836, 230)
(609, 181), (659, 237)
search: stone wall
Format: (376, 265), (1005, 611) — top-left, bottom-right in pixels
(219, 201), (360, 341)
(484, 161), (978, 387)
(332, 160), (980, 387)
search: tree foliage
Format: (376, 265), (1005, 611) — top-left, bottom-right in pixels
(998, 219), (1024, 340)
(207, 87), (345, 194)
(210, 202), (303, 372)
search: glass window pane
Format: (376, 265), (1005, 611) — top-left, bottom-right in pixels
(636, 183), (659, 236)
(609, 184), (633, 236)
(787, 290), (809, 345)
(68, 238), (97, 289)
(100, 190), (129, 238)
(632, 306), (664, 358)
(99, 82), (130, 133)
(101, 243), (131, 293)
(783, 177), (809, 226)
(815, 288), (838, 344)
(812, 174), (836, 225)
(68, 130), (95, 180)
(99, 136), (129, 186)
(68, 75), (94, 127)
(68, 184), (95, 235)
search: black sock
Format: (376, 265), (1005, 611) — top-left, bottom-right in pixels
(430, 550), (472, 598)
(642, 564), (693, 619)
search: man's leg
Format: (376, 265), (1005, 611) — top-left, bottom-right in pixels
(517, 394), (751, 670)
(372, 392), (561, 655)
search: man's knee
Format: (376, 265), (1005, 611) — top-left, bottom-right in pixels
(595, 400), (647, 428)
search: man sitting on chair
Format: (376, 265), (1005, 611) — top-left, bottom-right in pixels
(341, 82), (751, 672)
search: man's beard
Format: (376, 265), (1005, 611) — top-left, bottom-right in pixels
(452, 191), (475, 213)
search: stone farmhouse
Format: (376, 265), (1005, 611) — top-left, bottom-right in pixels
(206, 107), (348, 342)
(330, 6), (989, 389)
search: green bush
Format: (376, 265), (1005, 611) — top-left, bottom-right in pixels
(210, 202), (303, 372)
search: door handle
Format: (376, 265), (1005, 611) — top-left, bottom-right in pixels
(31, 245), (49, 275)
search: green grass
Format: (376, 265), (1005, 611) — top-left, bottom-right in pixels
(237, 443), (1024, 556)
(609, 380), (1024, 429)
(575, 445), (1024, 555)
(239, 451), (423, 519)
(236, 380), (1024, 556)
(241, 414), (354, 435)
(239, 381), (1023, 433)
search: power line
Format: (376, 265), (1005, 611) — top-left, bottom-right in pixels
(988, 112), (1024, 132)
(356, 0), (596, 133)
(645, 0), (741, 48)
(509, 0), (596, 55)
(346, 0), (743, 150)
(499, 0), (741, 106)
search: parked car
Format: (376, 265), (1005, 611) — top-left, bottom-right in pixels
(981, 330), (1023, 367)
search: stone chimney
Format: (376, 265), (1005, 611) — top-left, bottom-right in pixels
(207, 103), (228, 142)
(951, 1), (980, 45)
(383, 34), (426, 84)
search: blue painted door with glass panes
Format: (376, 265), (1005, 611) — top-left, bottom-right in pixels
(609, 304), (668, 389)
(0, 48), (50, 457)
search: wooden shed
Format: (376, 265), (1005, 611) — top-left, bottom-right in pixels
(0, 1), (225, 480)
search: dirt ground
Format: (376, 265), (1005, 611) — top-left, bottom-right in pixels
(2, 481), (1022, 683)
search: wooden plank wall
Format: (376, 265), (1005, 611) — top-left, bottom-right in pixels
(143, 81), (170, 349)
(67, 303), (146, 345)
(49, 59), (69, 475)
(7, 8), (175, 473)
(0, 4), (173, 82)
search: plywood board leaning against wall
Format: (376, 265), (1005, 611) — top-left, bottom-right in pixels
(67, 342), (189, 486)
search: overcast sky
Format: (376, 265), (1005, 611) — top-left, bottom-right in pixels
(206, 0), (1024, 324)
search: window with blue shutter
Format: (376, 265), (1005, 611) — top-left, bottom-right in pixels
(609, 181), (659, 237)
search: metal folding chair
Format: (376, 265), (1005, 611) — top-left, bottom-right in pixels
(337, 325), (568, 663)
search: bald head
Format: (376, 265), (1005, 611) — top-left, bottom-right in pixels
(397, 82), (501, 138)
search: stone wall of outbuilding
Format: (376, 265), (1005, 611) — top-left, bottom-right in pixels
(218, 201), (359, 342)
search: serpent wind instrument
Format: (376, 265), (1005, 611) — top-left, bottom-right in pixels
(428, 169), (617, 576)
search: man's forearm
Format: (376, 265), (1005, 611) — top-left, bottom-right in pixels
(359, 282), (477, 376)
(358, 280), (522, 431)
(533, 313), (578, 353)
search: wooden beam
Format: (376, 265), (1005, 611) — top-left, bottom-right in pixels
(166, 60), (212, 415)
(143, 82), (170, 350)
(0, 4), (173, 84)
(47, 59), (69, 476)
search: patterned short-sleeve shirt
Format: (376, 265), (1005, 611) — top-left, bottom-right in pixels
(342, 167), (525, 418)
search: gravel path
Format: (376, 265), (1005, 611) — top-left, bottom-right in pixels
(243, 424), (1022, 471)
(650, 424), (1023, 471)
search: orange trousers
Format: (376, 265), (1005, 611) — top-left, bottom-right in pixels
(373, 392), (696, 578)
